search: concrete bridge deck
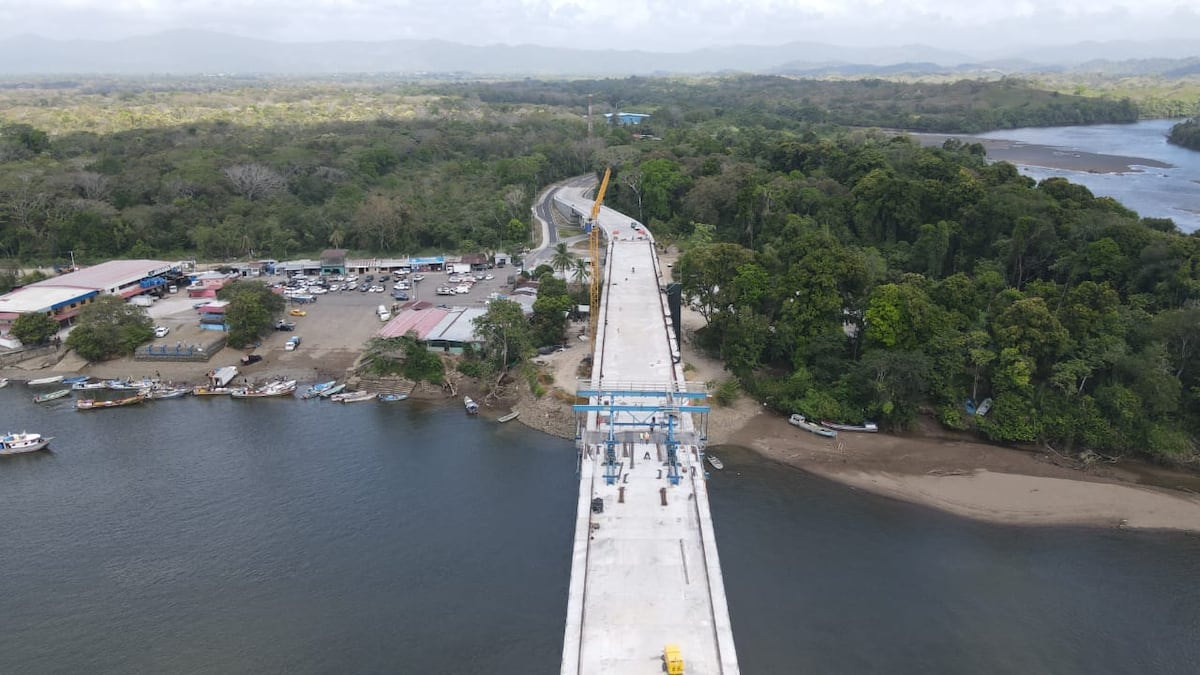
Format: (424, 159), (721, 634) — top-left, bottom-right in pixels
(557, 185), (739, 675)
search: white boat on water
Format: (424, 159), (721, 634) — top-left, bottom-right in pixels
(1, 431), (52, 455)
(707, 454), (724, 470)
(33, 388), (71, 404)
(464, 396), (479, 414)
(788, 414), (837, 438)
(331, 390), (376, 403)
(820, 420), (879, 433)
(72, 381), (107, 391)
(302, 380), (337, 399)
(148, 386), (191, 400)
(378, 393), (408, 402)
(0, 378), (9, 389)
(318, 383), (346, 398)
(27, 375), (65, 386)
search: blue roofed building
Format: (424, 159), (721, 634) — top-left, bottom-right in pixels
(605, 112), (651, 126)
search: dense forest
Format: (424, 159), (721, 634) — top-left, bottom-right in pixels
(454, 76), (1140, 134)
(598, 128), (1199, 462)
(1168, 117), (1200, 150)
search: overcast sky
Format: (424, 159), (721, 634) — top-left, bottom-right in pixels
(1, 0), (1198, 53)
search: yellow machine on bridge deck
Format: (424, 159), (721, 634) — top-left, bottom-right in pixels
(663, 643), (684, 674)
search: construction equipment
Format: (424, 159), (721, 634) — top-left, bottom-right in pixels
(587, 167), (611, 354)
(663, 644), (685, 674)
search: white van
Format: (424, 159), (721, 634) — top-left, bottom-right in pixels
(377, 305), (391, 322)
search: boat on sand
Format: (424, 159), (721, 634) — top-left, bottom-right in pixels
(819, 420), (879, 433)
(497, 411), (520, 423)
(788, 414), (837, 438)
(464, 396), (480, 414)
(331, 390), (376, 403)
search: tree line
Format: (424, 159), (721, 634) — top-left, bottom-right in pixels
(1168, 118), (1200, 151)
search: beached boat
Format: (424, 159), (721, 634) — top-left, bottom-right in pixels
(1, 431), (52, 455)
(707, 454), (724, 470)
(27, 375), (65, 386)
(0, 378), (9, 389)
(332, 390), (376, 403)
(301, 380), (337, 399)
(72, 380), (107, 390)
(192, 385), (232, 396)
(788, 414), (837, 438)
(976, 397), (993, 416)
(76, 393), (146, 410)
(464, 396), (480, 414)
(231, 379), (297, 398)
(497, 410), (520, 423)
(378, 393), (409, 403)
(148, 386), (191, 400)
(318, 383), (346, 398)
(820, 420), (879, 433)
(33, 388), (71, 404)
(61, 376), (89, 385)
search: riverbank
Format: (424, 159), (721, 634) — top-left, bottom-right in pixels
(905, 132), (1173, 173)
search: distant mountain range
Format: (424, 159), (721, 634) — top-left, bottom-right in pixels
(0, 30), (1197, 76)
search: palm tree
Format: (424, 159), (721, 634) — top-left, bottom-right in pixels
(328, 227), (345, 249)
(551, 242), (575, 276)
(571, 257), (590, 288)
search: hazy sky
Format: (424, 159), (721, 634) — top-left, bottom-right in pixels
(2, 0), (1198, 53)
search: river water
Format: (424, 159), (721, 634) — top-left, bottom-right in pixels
(2, 388), (1199, 673)
(975, 119), (1200, 233)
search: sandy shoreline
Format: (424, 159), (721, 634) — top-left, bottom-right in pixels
(905, 132), (1174, 173)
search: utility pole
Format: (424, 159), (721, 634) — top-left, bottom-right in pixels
(68, 250), (75, 271)
(587, 94), (594, 145)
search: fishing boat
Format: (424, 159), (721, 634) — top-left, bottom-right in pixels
(231, 379), (297, 398)
(819, 420), (879, 433)
(318, 383), (346, 398)
(192, 385), (232, 396)
(1, 431), (52, 455)
(76, 393), (146, 410)
(0, 378), (9, 389)
(148, 386), (191, 400)
(27, 375), (65, 386)
(107, 378), (156, 390)
(33, 388), (71, 404)
(301, 380), (337, 399)
(497, 411), (520, 423)
(464, 396), (480, 414)
(706, 454), (724, 470)
(61, 376), (89, 385)
(72, 380), (107, 390)
(788, 414), (837, 438)
(378, 393), (409, 402)
(331, 390), (376, 403)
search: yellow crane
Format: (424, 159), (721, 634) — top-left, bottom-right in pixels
(588, 167), (611, 354)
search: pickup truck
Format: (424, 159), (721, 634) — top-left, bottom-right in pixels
(284, 336), (301, 351)
(275, 320), (296, 331)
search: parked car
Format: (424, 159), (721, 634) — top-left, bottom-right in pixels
(275, 320), (296, 331)
(284, 336), (301, 351)
(290, 309), (307, 317)
(154, 326), (169, 338)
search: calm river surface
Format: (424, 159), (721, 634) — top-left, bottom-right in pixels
(977, 119), (1200, 233)
(2, 387), (1198, 674)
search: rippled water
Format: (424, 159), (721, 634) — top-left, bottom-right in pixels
(2, 388), (1198, 673)
(976, 120), (1200, 232)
